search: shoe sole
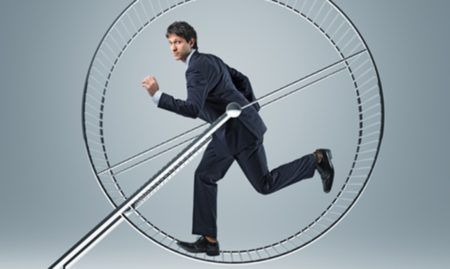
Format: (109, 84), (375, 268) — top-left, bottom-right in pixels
(206, 251), (220, 256)
(319, 149), (334, 193)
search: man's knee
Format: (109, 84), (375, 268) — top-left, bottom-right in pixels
(256, 187), (271, 195)
(194, 169), (222, 185)
(251, 175), (272, 195)
(194, 169), (209, 181)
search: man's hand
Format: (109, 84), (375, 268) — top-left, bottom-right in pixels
(141, 75), (159, 96)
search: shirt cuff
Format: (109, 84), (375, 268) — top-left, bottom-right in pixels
(151, 90), (162, 105)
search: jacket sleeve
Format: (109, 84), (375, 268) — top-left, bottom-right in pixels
(226, 65), (260, 111)
(157, 68), (209, 119)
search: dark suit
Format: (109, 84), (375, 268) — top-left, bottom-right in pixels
(158, 51), (316, 238)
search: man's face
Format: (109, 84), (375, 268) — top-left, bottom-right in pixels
(167, 34), (195, 62)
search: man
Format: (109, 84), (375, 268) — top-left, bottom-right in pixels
(141, 21), (334, 256)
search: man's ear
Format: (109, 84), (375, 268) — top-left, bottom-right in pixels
(188, 38), (195, 48)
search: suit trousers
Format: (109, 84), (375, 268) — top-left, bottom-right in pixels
(192, 138), (317, 238)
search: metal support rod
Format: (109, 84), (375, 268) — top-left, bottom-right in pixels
(49, 103), (243, 269)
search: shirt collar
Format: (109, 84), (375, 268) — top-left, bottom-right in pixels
(185, 49), (196, 67)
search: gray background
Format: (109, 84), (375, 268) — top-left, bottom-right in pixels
(1, 0), (449, 268)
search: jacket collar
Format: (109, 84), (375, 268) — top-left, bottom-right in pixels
(185, 49), (197, 67)
(186, 49), (199, 68)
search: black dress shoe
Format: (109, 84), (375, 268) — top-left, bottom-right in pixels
(315, 149), (334, 193)
(177, 236), (220, 256)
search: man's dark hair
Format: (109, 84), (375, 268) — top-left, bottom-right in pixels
(166, 21), (198, 50)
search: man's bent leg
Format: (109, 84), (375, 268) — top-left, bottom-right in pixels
(235, 141), (316, 195)
(192, 142), (234, 238)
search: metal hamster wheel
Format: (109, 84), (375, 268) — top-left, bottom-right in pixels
(51, 0), (384, 267)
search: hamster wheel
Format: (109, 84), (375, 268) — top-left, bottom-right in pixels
(82, 0), (384, 264)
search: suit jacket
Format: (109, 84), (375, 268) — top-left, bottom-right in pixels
(158, 50), (267, 155)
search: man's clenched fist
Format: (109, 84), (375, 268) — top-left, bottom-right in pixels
(141, 75), (159, 96)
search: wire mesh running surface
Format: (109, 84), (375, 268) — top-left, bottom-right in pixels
(82, 0), (384, 264)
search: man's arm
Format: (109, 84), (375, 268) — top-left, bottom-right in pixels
(142, 69), (209, 119)
(226, 65), (260, 111)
